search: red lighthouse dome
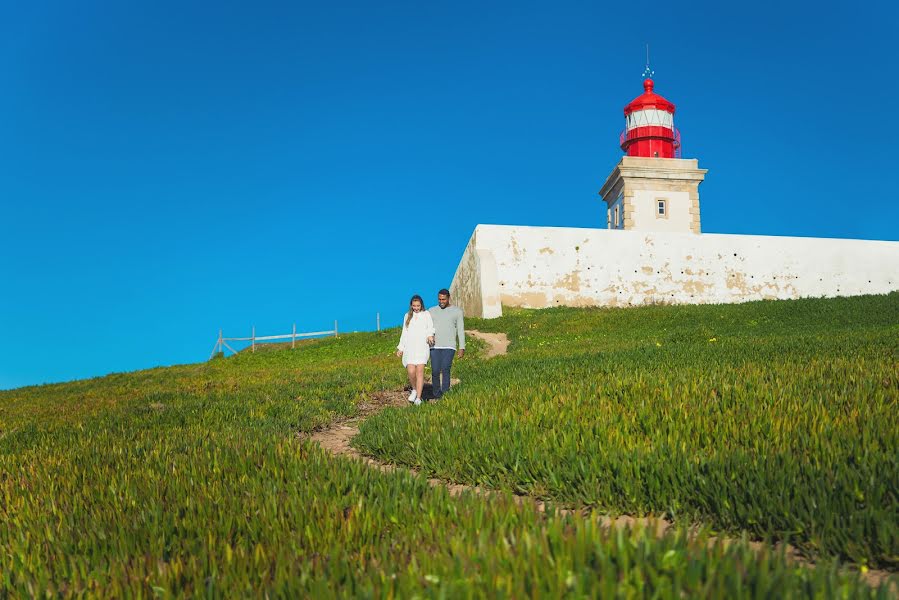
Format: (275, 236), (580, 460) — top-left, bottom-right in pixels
(620, 78), (681, 158)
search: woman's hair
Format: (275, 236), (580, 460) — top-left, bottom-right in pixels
(405, 295), (424, 327)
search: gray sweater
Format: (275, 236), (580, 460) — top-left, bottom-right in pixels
(429, 305), (465, 350)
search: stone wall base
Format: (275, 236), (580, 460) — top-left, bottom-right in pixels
(450, 225), (899, 318)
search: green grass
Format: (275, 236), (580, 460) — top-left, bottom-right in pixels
(0, 296), (895, 596)
(355, 294), (899, 570)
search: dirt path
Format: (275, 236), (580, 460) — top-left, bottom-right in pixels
(304, 330), (892, 589)
(308, 330), (509, 472)
(467, 330), (510, 358)
(308, 329), (520, 495)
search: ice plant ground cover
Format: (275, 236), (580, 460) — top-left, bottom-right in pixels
(355, 293), (899, 570)
(0, 294), (895, 596)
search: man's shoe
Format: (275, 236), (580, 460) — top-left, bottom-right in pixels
(413, 397), (422, 406)
(407, 390), (417, 403)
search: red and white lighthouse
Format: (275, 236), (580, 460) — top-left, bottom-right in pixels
(599, 74), (706, 234)
(620, 78), (681, 159)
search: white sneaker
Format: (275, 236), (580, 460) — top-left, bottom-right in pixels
(413, 397), (422, 406)
(407, 390), (417, 403)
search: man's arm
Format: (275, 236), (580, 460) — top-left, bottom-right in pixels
(456, 310), (466, 357)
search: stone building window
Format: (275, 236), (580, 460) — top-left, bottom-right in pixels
(656, 199), (668, 218)
(614, 205), (621, 229)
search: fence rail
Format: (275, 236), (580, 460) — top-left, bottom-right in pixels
(210, 322), (338, 359)
(209, 313), (383, 360)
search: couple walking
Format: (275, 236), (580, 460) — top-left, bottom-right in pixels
(396, 289), (466, 406)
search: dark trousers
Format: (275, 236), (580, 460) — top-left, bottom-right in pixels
(430, 349), (455, 397)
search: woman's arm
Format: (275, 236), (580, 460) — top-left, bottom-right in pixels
(397, 314), (407, 351)
(426, 311), (436, 337)
(425, 311), (435, 345)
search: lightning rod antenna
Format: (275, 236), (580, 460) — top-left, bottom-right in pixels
(642, 43), (654, 79)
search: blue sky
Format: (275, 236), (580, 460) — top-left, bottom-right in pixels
(2, 1), (897, 390)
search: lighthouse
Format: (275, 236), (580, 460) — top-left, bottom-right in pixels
(599, 77), (707, 234)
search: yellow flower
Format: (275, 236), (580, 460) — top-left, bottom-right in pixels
(708, 337), (717, 343)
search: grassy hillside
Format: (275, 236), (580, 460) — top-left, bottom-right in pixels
(356, 294), (899, 569)
(1, 295), (896, 596)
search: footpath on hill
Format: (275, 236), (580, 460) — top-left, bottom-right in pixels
(307, 331), (518, 499)
(304, 329), (893, 590)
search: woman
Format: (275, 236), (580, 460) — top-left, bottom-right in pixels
(396, 294), (435, 405)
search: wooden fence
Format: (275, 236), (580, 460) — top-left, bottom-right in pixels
(209, 313), (382, 359)
(209, 322), (338, 359)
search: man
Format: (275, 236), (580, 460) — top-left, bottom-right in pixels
(428, 288), (465, 400)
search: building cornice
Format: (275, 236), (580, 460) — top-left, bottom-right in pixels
(599, 157), (707, 202)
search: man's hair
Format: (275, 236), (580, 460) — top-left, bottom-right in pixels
(438, 288), (451, 297)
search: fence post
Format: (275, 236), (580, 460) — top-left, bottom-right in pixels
(252, 326), (256, 353)
(334, 320), (338, 338)
(209, 329), (223, 360)
(376, 312), (380, 331)
(292, 323), (296, 349)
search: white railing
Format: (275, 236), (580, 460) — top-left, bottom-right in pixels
(209, 313), (383, 359)
(209, 322), (338, 359)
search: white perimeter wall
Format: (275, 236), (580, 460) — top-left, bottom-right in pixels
(450, 224), (899, 318)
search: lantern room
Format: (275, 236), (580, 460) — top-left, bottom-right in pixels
(620, 78), (681, 159)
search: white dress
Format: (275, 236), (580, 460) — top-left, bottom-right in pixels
(397, 310), (435, 367)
